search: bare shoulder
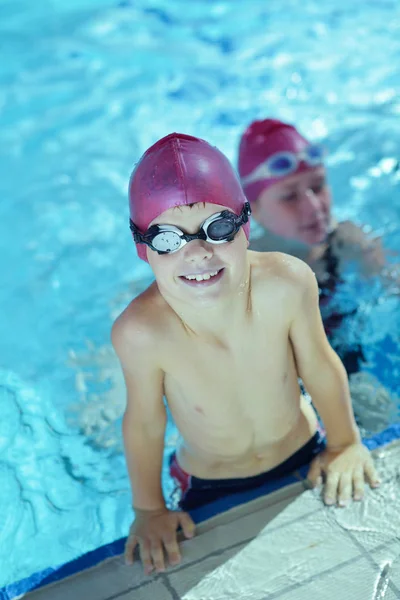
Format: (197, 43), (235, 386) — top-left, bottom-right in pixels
(111, 282), (168, 362)
(249, 250), (316, 292)
(248, 251), (318, 320)
(337, 219), (362, 234)
(331, 221), (385, 271)
(334, 220), (366, 246)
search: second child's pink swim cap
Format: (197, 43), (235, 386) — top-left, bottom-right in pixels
(129, 133), (250, 261)
(238, 119), (313, 203)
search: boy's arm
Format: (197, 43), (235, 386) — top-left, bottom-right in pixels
(286, 259), (380, 506)
(112, 309), (195, 574)
(288, 262), (360, 449)
(112, 312), (167, 511)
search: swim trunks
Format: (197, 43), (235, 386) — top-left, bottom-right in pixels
(169, 425), (326, 511)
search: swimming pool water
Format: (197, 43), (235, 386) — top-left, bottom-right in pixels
(1, 0), (400, 588)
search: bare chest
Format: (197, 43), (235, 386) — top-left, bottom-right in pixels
(161, 323), (299, 439)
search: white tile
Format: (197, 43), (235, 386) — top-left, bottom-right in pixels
(179, 509), (361, 600)
(115, 579), (175, 600)
(278, 557), (400, 600)
(329, 479), (400, 553)
(25, 557), (154, 600)
(171, 486), (322, 572)
(168, 542), (248, 598)
(250, 488), (323, 529)
(372, 538), (400, 590)
(294, 440), (400, 555)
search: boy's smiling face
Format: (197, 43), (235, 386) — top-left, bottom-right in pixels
(146, 202), (249, 306)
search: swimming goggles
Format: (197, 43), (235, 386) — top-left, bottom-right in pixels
(130, 202), (251, 255)
(241, 144), (325, 186)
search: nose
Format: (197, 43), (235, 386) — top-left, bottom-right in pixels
(183, 239), (214, 262)
(300, 188), (324, 218)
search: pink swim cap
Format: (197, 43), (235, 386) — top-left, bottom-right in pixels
(129, 133), (250, 261)
(238, 119), (313, 203)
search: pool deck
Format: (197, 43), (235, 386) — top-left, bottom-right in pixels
(24, 439), (400, 600)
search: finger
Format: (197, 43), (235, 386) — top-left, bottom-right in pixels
(163, 534), (181, 566)
(364, 460), (381, 488)
(352, 467), (365, 501)
(124, 535), (138, 566)
(324, 471), (340, 506)
(178, 512), (196, 539)
(306, 458), (322, 487)
(150, 540), (166, 573)
(139, 540), (154, 575)
(338, 473), (353, 507)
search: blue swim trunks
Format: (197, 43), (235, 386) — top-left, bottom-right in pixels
(169, 425), (326, 511)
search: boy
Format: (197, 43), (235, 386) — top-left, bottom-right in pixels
(112, 133), (380, 576)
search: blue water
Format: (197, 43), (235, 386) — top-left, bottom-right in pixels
(1, 0), (400, 588)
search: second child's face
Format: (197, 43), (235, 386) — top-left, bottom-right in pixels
(252, 167), (332, 245)
(147, 203), (249, 306)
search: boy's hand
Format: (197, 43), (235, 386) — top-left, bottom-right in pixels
(307, 443), (381, 507)
(124, 507), (195, 575)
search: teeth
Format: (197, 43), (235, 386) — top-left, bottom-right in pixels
(185, 270), (219, 281)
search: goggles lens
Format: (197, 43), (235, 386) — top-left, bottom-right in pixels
(151, 230), (182, 253)
(305, 144), (324, 164)
(206, 217), (236, 241)
(268, 153), (297, 176)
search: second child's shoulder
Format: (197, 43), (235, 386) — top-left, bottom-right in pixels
(249, 251), (318, 300)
